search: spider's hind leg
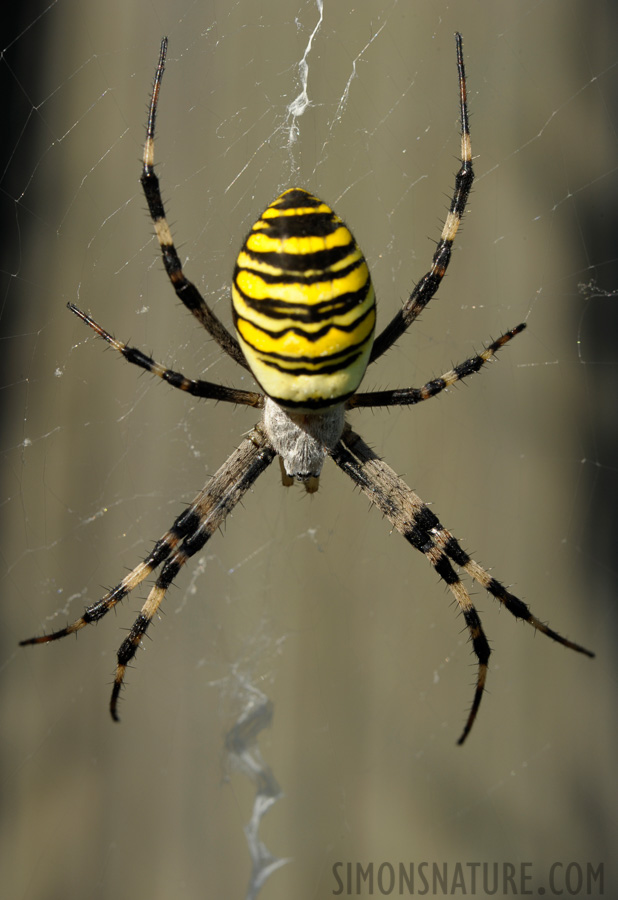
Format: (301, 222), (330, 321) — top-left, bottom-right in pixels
(369, 32), (474, 363)
(140, 38), (246, 368)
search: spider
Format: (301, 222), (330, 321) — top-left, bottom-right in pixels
(21, 34), (593, 744)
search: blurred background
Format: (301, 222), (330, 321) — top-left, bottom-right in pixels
(1, 1), (616, 897)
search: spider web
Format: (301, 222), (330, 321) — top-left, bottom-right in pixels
(1, 1), (617, 898)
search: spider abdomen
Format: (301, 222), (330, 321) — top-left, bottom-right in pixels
(232, 188), (376, 410)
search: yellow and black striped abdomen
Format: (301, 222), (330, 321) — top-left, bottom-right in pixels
(232, 188), (376, 409)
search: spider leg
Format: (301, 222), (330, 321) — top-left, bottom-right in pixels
(436, 535), (595, 658)
(68, 303), (262, 407)
(21, 428), (276, 721)
(110, 427), (275, 719)
(19, 538), (178, 643)
(349, 324), (525, 409)
(370, 33), (473, 365)
(141, 38), (247, 369)
(330, 427), (593, 744)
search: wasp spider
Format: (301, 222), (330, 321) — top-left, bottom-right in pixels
(21, 35), (593, 743)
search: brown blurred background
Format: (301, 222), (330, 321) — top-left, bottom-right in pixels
(1, 1), (616, 897)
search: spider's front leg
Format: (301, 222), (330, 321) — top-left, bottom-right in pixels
(21, 428), (276, 721)
(330, 427), (594, 744)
